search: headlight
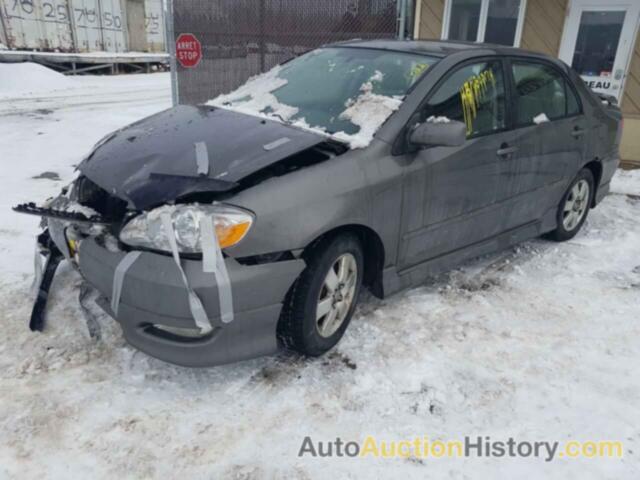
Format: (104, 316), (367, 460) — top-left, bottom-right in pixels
(119, 203), (254, 253)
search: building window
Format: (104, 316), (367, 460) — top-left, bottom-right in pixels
(443, 0), (527, 47)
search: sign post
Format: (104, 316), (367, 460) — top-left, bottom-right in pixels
(165, 0), (179, 106)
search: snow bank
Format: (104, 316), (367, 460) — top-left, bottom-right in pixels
(0, 62), (75, 98)
(611, 168), (640, 196)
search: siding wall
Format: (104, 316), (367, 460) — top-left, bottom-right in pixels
(619, 20), (640, 166)
(416, 0), (445, 39)
(621, 29), (640, 117)
(519, 0), (568, 56)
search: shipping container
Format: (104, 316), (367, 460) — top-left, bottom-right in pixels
(0, 0), (165, 54)
(70, 0), (103, 51)
(143, 0), (163, 52)
(0, 9), (7, 46)
(98, 0), (127, 52)
(69, 0), (127, 52)
(125, 0), (145, 51)
(0, 0), (74, 51)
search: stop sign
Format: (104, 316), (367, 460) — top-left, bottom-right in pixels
(175, 33), (202, 68)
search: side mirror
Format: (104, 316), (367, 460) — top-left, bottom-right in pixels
(409, 120), (467, 148)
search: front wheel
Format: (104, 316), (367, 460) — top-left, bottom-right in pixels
(277, 234), (364, 357)
(546, 168), (594, 242)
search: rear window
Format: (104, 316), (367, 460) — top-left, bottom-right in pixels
(511, 62), (581, 125)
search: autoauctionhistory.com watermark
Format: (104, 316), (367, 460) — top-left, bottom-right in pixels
(298, 436), (624, 462)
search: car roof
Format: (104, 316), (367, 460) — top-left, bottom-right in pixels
(329, 39), (553, 61)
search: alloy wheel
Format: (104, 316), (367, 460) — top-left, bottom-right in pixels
(316, 253), (358, 338)
(562, 179), (590, 231)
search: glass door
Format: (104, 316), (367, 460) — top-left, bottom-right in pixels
(559, 0), (640, 100)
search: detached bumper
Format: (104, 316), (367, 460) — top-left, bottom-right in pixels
(78, 239), (305, 367)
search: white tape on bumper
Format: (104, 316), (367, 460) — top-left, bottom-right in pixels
(200, 215), (217, 273)
(200, 215), (234, 324)
(111, 251), (142, 317)
(161, 213), (213, 334)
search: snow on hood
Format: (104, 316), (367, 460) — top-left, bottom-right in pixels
(208, 67), (403, 149)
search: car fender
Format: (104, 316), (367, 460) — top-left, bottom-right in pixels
(224, 142), (399, 265)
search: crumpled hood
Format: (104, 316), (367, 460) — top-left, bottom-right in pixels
(78, 105), (329, 209)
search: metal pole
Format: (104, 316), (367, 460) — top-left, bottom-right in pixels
(165, 0), (179, 106)
(259, 0), (266, 73)
(398, 0), (407, 40)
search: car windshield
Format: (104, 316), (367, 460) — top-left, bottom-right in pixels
(208, 47), (438, 148)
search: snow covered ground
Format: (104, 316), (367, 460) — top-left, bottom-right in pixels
(1, 67), (640, 479)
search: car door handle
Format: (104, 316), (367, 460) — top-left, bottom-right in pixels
(497, 145), (518, 157)
(571, 128), (586, 138)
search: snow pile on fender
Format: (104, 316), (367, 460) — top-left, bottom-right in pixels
(0, 62), (75, 98)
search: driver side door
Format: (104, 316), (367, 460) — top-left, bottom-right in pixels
(398, 58), (517, 271)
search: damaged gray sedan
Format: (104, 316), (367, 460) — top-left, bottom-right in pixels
(15, 40), (622, 367)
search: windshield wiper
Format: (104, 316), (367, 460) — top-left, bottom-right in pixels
(270, 113), (288, 123)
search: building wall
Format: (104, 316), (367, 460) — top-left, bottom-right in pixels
(416, 0), (639, 167)
(621, 25), (640, 117)
(621, 119), (640, 166)
(519, 0), (568, 57)
(416, 0), (445, 39)
(620, 28), (640, 167)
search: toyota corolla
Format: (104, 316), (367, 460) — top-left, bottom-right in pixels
(14, 40), (622, 367)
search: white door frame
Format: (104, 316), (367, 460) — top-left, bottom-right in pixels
(559, 0), (640, 101)
(441, 0), (528, 47)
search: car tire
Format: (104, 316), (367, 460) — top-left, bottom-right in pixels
(277, 233), (364, 357)
(546, 168), (595, 242)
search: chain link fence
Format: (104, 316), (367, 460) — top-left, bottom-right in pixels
(172, 0), (411, 105)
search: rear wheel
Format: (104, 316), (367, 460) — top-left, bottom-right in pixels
(277, 234), (363, 356)
(547, 168), (594, 242)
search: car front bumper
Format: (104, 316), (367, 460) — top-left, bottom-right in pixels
(78, 239), (305, 367)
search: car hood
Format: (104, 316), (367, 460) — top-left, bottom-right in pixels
(78, 105), (330, 209)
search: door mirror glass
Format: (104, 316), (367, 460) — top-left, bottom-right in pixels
(409, 120), (467, 148)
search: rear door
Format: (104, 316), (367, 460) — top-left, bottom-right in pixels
(499, 58), (587, 231)
(398, 57), (518, 270)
